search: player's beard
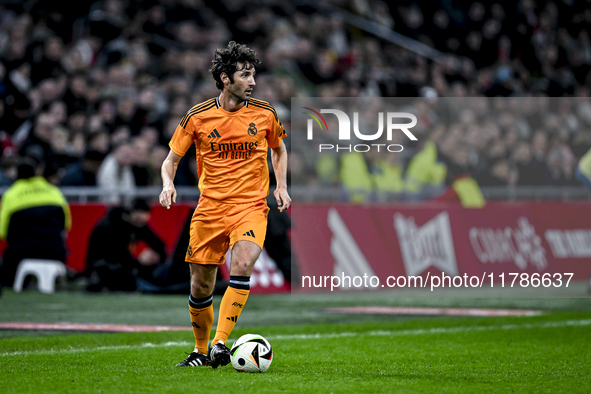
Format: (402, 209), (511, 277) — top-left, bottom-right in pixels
(228, 84), (252, 103)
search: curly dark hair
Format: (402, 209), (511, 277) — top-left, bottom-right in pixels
(210, 41), (260, 90)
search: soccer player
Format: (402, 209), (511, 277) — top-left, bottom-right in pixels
(159, 41), (290, 368)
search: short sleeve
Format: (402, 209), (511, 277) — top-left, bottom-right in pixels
(266, 112), (287, 149)
(169, 120), (196, 157)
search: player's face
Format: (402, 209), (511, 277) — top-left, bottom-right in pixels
(226, 62), (256, 101)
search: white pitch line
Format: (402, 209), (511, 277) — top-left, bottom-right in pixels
(0, 341), (192, 358)
(1, 319), (590, 358)
(267, 319), (591, 340)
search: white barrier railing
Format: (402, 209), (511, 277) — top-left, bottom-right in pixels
(0, 185), (589, 203)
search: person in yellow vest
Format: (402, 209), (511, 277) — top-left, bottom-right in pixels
(315, 154), (339, 186)
(437, 174), (486, 208)
(373, 153), (405, 202)
(575, 146), (591, 293)
(436, 146), (485, 208)
(576, 147), (591, 189)
(340, 152), (373, 203)
(0, 158), (71, 289)
(405, 140), (447, 195)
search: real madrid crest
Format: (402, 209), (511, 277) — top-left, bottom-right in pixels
(247, 122), (257, 137)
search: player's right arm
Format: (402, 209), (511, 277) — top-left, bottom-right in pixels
(159, 150), (182, 209)
(160, 104), (203, 209)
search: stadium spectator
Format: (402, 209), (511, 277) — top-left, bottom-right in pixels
(130, 136), (152, 186)
(148, 145), (168, 187)
(96, 99), (117, 133)
(2, 62), (32, 135)
(0, 158), (71, 288)
(0, 154), (18, 186)
(29, 36), (65, 86)
(60, 150), (106, 186)
(96, 141), (136, 202)
(86, 129), (110, 154)
(62, 74), (89, 116)
(85, 198), (166, 292)
(512, 141), (551, 186)
(18, 112), (58, 178)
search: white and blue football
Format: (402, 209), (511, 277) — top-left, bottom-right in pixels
(230, 334), (273, 373)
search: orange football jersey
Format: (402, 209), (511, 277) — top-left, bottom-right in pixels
(169, 97), (286, 203)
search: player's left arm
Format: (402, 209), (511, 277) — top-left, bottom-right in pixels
(271, 140), (291, 212)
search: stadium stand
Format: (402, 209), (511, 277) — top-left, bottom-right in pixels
(0, 0), (590, 200)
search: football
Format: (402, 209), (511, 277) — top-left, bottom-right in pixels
(230, 334), (273, 373)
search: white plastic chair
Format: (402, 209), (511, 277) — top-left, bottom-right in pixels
(13, 259), (67, 293)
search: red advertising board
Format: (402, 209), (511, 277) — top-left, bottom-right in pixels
(291, 202), (591, 290)
(3, 201), (589, 293)
(0, 203), (288, 293)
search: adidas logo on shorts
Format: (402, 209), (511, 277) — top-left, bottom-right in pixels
(242, 230), (255, 237)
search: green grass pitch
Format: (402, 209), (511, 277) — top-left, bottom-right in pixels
(1, 289), (591, 393)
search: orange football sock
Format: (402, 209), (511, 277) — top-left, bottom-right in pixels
(212, 276), (250, 345)
(188, 294), (214, 354)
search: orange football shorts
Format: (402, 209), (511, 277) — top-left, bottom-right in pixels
(185, 196), (269, 265)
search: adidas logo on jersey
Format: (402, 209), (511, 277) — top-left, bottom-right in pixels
(242, 230), (255, 237)
(207, 129), (221, 138)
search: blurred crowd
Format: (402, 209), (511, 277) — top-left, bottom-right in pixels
(290, 97), (591, 203)
(0, 0), (590, 195)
